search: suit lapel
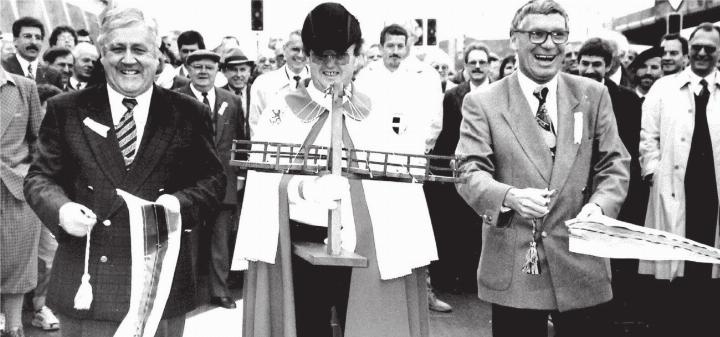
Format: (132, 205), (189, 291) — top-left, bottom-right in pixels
(123, 86), (177, 193)
(501, 74), (553, 183)
(549, 74), (583, 192)
(78, 86), (127, 187)
(214, 89), (227, 145)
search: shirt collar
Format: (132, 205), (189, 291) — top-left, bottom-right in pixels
(285, 64), (309, 79)
(107, 84), (153, 114)
(70, 76), (86, 90)
(16, 54), (39, 76)
(517, 69), (558, 99)
(688, 69), (718, 93)
(190, 83), (215, 102)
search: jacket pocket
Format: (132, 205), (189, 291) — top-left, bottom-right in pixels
(478, 224), (516, 291)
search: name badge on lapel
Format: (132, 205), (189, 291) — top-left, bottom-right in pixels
(217, 102), (228, 116)
(83, 117), (110, 138)
(573, 112), (583, 145)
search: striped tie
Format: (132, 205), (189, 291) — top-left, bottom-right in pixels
(117, 98), (138, 167)
(27, 64), (35, 80)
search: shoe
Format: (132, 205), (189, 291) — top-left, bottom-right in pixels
(210, 296), (237, 309)
(428, 291), (452, 313)
(31, 306), (60, 331)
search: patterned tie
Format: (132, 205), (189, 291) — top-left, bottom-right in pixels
(533, 86), (556, 154)
(117, 98), (138, 167)
(27, 64), (34, 80)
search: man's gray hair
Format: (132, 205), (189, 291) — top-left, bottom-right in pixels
(510, 0), (569, 34)
(97, 7), (160, 54)
(72, 41), (99, 58)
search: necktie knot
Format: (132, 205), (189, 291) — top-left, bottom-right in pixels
(533, 86), (549, 103)
(122, 98), (138, 111)
(294, 75), (301, 88)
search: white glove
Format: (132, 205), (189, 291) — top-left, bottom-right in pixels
(301, 174), (350, 210)
(59, 202), (97, 237)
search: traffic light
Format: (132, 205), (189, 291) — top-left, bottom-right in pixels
(414, 19), (423, 46)
(251, 0), (263, 31)
(427, 19), (437, 46)
(666, 13), (682, 34)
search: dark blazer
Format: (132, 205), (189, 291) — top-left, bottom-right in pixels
(432, 81), (471, 160)
(2, 54), (64, 89)
(221, 84), (252, 139)
(24, 85), (226, 321)
(605, 78), (645, 225)
(176, 84), (247, 204)
(456, 72), (630, 311)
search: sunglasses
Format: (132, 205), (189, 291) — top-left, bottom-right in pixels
(691, 45), (717, 54)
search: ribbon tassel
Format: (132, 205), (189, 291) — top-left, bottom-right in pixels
(74, 230), (93, 309)
(522, 240), (541, 275)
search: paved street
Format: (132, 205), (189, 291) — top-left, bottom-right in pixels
(24, 287), (491, 337)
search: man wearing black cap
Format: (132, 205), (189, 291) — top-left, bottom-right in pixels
(176, 49), (247, 310)
(236, 3), (435, 337)
(629, 46), (663, 99)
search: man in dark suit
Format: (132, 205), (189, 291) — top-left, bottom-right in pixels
(577, 36), (647, 332)
(2, 16), (64, 89)
(176, 50), (246, 309)
(425, 44), (492, 295)
(24, 8), (225, 337)
(220, 47), (254, 138)
(455, 1), (630, 336)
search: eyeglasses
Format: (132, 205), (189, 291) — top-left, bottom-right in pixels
(690, 45), (717, 54)
(513, 30), (569, 44)
(467, 60), (488, 66)
(433, 64), (449, 70)
(190, 64), (217, 71)
(310, 52), (351, 65)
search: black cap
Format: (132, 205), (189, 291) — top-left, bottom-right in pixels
(301, 2), (362, 55)
(186, 50), (220, 65)
(629, 46), (662, 71)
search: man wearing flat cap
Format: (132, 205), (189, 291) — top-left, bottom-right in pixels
(235, 2), (436, 337)
(176, 49), (247, 310)
(629, 46), (663, 99)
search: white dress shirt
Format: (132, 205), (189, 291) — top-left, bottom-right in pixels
(70, 76), (86, 90)
(107, 84), (153, 156)
(190, 84), (216, 109)
(15, 54), (38, 78)
(517, 70), (559, 129)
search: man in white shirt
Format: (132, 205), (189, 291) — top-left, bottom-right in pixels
(248, 30), (309, 136)
(67, 42), (98, 91)
(2, 16), (64, 89)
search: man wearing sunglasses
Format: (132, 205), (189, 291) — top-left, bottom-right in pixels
(639, 22), (720, 336)
(455, 1), (630, 336)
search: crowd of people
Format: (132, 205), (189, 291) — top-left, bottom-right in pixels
(1, 0), (720, 336)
